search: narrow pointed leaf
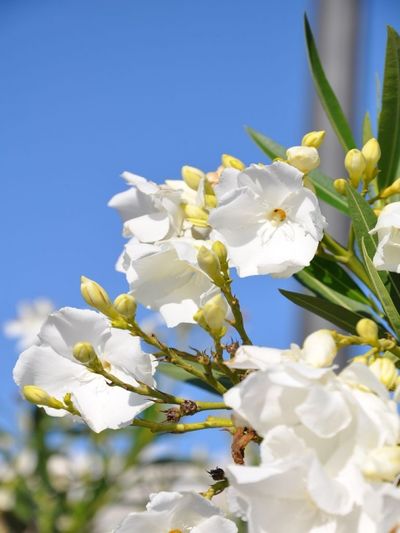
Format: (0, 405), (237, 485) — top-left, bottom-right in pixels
(345, 183), (378, 260)
(378, 26), (400, 189)
(362, 112), (374, 145)
(246, 126), (348, 213)
(361, 239), (400, 338)
(280, 289), (373, 334)
(295, 256), (370, 308)
(304, 15), (356, 152)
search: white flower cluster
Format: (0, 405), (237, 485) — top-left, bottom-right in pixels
(223, 333), (400, 532)
(109, 159), (326, 326)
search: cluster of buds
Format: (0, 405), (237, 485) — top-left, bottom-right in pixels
(285, 130), (325, 174)
(339, 138), (381, 191)
(197, 242), (229, 287)
(181, 154), (245, 217)
(22, 386), (79, 415)
(80, 276), (137, 323)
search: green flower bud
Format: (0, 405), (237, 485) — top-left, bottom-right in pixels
(286, 146), (320, 173)
(114, 293), (137, 319)
(81, 276), (114, 315)
(333, 178), (348, 196)
(369, 357), (398, 391)
(301, 130), (326, 148)
(23, 385), (64, 410)
(181, 165), (205, 190)
(72, 342), (97, 365)
(356, 318), (379, 344)
(221, 153), (245, 170)
(344, 149), (366, 188)
(183, 204), (209, 228)
(197, 246), (225, 286)
(361, 138), (381, 182)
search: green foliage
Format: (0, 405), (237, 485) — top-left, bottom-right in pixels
(304, 14), (356, 152)
(378, 26), (400, 189)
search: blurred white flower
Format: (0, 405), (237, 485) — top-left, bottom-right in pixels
(370, 201), (400, 272)
(108, 172), (185, 243)
(113, 491), (237, 532)
(13, 307), (156, 433)
(209, 161), (326, 277)
(4, 298), (54, 350)
(118, 238), (219, 327)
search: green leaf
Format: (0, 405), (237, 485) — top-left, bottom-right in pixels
(304, 15), (356, 152)
(362, 112), (374, 145)
(295, 256), (370, 310)
(246, 126), (348, 214)
(280, 289), (371, 334)
(378, 26), (400, 189)
(344, 183), (378, 260)
(361, 239), (400, 338)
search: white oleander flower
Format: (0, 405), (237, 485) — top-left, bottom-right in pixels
(118, 238), (219, 327)
(113, 491), (237, 532)
(108, 172), (185, 243)
(370, 202), (400, 272)
(13, 307), (156, 433)
(225, 345), (400, 469)
(3, 299), (54, 350)
(209, 161), (326, 277)
(226, 426), (400, 533)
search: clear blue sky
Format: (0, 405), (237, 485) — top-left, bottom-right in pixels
(1, 0), (399, 439)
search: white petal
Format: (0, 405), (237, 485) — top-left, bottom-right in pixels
(38, 307), (109, 359)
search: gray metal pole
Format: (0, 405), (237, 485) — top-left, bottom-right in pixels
(303, 0), (360, 348)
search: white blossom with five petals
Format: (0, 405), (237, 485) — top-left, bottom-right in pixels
(209, 161), (326, 277)
(13, 307), (156, 433)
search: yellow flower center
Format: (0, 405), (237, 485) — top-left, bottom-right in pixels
(268, 208), (287, 223)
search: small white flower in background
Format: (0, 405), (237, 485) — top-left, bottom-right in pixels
(370, 201), (400, 273)
(108, 172), (185, 243)
(3, 299), (54, 350)
(209, 161), (326, 277)
(226, 426), (400, 533)
(13, 307), (156, 433)
(113, 491), (237, 533)
(118, 238), (220, 327)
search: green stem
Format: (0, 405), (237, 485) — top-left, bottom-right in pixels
(221, 283), (252, 345)
(131, 416), (233, 433)
(98, 368), (228, 412)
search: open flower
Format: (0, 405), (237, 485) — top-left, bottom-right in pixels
(226, 426), (400, 533)
(119, 238), (219, 327)
(209, 161), (326, 277)
(225, 344), (400, 468)
(13, 307), (156, 433)
(113, 491), (237, 532)
(108, 172), (185, 243)
(370, 202), (400, 272)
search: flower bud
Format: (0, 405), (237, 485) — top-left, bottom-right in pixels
(369, 357), (398, 390)
(333, 178), (348, 196)
(361, 138), (381, 182)
(211, 241), (228, 271)
(181, 165), (205, 190)
(72, 342), (97, 365)
(301, 130), (326, 148)
(197, 246), (225, 286)
(81, 276), (114, 315)
(301, 329), (337, 368)
(113, 293), (137, 319)
(286, 146), (320, 173)
(344, 149), (366, 188)
(195, 293), (228, 338)
(380, 177), (400, 199)
(221, 154), (245, 171)
(356, 318), (379, 344)
(183, 204), (209, 228)
(362, 446), (400, 482)
(23, 385), (64, 410)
